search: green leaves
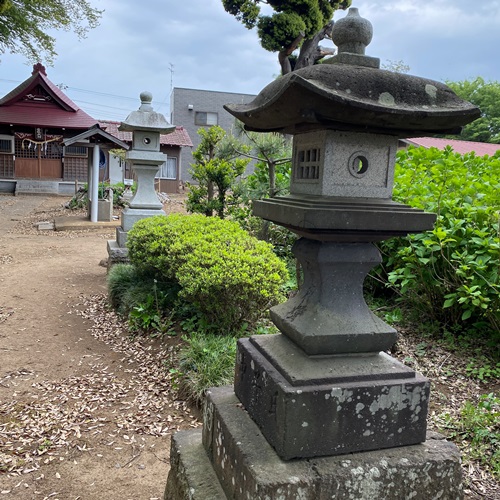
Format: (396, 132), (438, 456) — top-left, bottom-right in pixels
(127, 214), (288, 334)
(177, 332), (238, 405)
(222, 0), (351, 73)
(446, 77), (500, 143)
(0, 0), (102, 63)
(188, 126), (250, 218)
(437, 393), (500, 478)
(378, 146), (500, 334)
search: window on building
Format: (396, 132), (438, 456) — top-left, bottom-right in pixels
(0, 135), (14, 154)
(156, 157), (177, 179)
(64, 145), (88, 157)
(195, 111), (218, 126)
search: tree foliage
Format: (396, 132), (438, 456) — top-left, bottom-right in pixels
(446, 77), (500, 144)
(228, 120), (292, 198)
(187, 126), (250, 218)
(222, 0), (351, 74)
(0, 0), (102, 63)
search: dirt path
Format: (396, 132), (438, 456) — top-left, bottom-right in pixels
(0, 195), (195, 500)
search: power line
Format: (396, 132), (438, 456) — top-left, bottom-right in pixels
(71, 99), (132, 112)
(65, 86), (138, 101)
(0, 78), (140, 103)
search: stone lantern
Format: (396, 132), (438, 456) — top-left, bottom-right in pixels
(107, 92), (174, 265)
(165, 8), (479, 499)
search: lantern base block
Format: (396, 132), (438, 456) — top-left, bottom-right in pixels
(165, 386), (463, 500)
(121, 207), (165, 231)
(234, 335), (430, 460)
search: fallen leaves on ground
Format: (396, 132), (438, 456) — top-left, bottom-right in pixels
(0, 294), (199, 476)
(392, 327), (499, 499)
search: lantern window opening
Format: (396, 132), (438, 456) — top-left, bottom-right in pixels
(348, 153), (369, 178)
(296, 147), (321, 181)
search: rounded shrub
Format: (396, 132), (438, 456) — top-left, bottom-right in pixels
(127, 214), (288, 333)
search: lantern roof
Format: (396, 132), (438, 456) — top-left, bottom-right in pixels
(224, 64), (480, 136)
(119, 91), (175, 134)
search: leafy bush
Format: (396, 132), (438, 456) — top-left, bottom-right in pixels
(107, 264), (179, 335)
(127, 214), (288, 334)
(373, 147), (500, 335)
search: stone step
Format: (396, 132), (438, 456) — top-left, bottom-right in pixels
(165, 429), (227, 500)
(15, 180), (60, 195)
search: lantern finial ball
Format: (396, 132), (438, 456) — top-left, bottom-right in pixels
(139, 91), (153, 111)
(332, 7), (373, 55)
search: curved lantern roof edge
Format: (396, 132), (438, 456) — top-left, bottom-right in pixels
(224, 64), (480, 136)
(119, 110), (175, 134)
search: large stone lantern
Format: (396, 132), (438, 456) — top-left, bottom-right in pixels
(107, 92), (174, 265)
(165, 8), (479, 499)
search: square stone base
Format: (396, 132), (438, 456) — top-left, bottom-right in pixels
(121, 207), (165, 231)
(115, 226), (128, 247)
(235, 335), (430, 460)
(165, 386), (463, 500)
(97, 198), (113, 222)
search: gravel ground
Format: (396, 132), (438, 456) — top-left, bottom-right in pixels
(0, 195), (198, 500)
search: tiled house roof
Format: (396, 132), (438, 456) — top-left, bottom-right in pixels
(404, 137), (500, 156)
(0, 63), (97, 129)
(99, 120), (193, 148)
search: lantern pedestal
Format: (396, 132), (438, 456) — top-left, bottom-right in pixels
(270, 239), (397, 355)
(234, 335), (430, 460)
(165, 387), (462, 500)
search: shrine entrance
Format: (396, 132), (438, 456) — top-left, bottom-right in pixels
(14, 134), (63, 179)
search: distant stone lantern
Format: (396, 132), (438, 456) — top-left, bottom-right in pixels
(107, 92), (174, 265)
(119, 91), (174, 229)
(165, 8), (480, 499)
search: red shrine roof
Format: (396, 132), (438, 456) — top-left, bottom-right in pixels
(0, 63), (97, 129)
(99, 120), (193, 148)
(403, 137), (500, 156)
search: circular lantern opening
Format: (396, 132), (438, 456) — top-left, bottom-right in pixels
(349, 154), (369, 177)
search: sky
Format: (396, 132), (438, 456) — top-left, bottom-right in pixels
(1, 0), (499, 122)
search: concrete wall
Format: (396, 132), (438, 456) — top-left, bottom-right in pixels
(171, 88), (256, 183)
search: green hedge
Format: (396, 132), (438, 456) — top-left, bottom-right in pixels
(127, 214), (288, 333)
(374, 146), (500, 334)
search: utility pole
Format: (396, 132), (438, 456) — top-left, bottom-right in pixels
(169, 63), (174, 93)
